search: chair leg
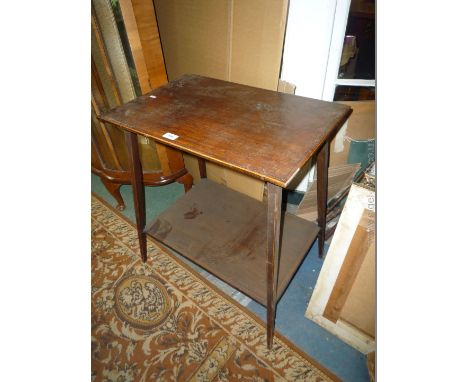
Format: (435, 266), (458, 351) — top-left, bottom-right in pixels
(177, 172), (193, 192)
(101, 177), (125, 210)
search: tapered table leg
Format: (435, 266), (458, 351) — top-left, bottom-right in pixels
(266, 182), (282, 349)
(198, 158), (207, 179)
(125, 131), (147, 262)
(317, 141), (329, 259)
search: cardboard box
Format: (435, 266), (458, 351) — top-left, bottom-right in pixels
(330, 100), (376, 167)
(154, 0), (288, 200)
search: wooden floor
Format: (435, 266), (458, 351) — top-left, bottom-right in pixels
(146, 179), (319, 305)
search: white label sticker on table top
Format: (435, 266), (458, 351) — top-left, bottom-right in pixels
(162, 133), (179, 140)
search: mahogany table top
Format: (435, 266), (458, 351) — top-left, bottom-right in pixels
(100, 74), (352, 187)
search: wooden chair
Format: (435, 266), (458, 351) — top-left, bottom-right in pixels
(91, 0), (192, 210)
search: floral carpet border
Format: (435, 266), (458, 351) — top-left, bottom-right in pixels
(91, 193), (340, 382)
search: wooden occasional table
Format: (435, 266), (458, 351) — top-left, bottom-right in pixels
(100, 75), (352, 348)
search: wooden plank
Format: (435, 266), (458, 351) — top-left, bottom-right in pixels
(92, 0), (136, 103)
(306, 184), (374, 314)
(100, 75), (352, 187)
(340, 231), (375, 337)
(92, 12), (132, 171)
(130, 0), (167, 89)
(305, 184), (375, 353)
(119, 0), (189, 181)
(145, 179), (319, 305)
(323, 211), (373, 322)
(91, 3), (123, 105)
(91, 97), (123, 170)
(310, 314), (375, 354)
(367, 351), (376, 382)
(119, 0), (152, 94)
(91, 108), (123, 170)
(120, 0), (168, 92)
(91, 59), (123, 170)
(91, 57), (111, 110)
(119, 0), (161, 170)
(91, 130), (106, 170)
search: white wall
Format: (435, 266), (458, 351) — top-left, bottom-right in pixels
(282, 0), (357, 192)
(281, 0), (337, 100)
(281, 0), (338, 191)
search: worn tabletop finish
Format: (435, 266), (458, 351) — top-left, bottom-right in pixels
(100, 75), (352, 187)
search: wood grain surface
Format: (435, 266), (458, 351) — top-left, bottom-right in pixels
(323, 211), (373, 323)
(100, 75), (352, 187)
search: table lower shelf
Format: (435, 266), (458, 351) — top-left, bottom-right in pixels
(145, 179), (319, 306)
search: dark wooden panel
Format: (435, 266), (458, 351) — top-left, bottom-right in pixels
(266, 182), (282, 348)
(100, 75), (352, 187)
(317, 141), (330, 258)
(145, 179), (319, 305)
(125, 131), (147, 262)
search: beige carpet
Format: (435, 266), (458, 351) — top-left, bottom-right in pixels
(91, 194), (339, 381)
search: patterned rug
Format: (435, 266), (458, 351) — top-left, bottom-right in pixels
(91, 194), (339, 382)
